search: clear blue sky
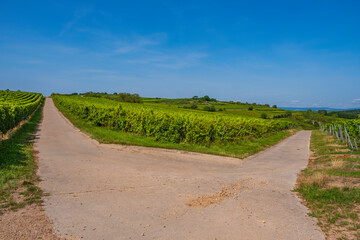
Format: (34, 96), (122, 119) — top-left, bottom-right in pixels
(0, 1), (359, 108)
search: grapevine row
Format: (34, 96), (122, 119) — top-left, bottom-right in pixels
(321, 119), (360, 150)
(53, 95), (293, 145)
(0, 90), (43, 135)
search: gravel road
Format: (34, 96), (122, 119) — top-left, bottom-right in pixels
(35, 98), (325, 240)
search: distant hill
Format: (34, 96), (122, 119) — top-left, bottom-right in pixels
(280, 107), (359, 112)
(342, 109), (360, 114)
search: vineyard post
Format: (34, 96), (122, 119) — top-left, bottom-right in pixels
(237, 125), (242, 137)
(335, 131), (340, 141)
(344, 126), (354, 150)
(221, 126), (226, 141)
(354, 138), (358, 151)
(339, 125), (344, 143)
(344, 129), (348, 145)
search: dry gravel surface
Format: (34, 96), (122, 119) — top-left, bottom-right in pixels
(0, 204), (64, 240)
(33, 98), (325, 240)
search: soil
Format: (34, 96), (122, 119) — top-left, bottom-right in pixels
(326, 176), (360, 188)
(0, 204), (67, 240)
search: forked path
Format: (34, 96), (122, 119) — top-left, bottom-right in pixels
(35, 98), (325, 240)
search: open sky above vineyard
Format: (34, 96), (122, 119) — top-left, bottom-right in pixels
(0, 0), (359, 108)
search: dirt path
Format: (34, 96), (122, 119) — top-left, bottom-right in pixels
(35, 98), (325, 240)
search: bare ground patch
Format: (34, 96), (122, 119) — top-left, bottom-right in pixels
(325, 176), (360, 188)
(0, 203), (68, 240)
(186, 178), (260, 207)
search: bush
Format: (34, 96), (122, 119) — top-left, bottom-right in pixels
(203, 105), (216, 112)
(190, 104), (198, 109)
(261, 113), (268, 119)
(248, 106), (254, 111)
(114, 93), (141, 103)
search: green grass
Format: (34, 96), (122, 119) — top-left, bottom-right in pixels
(296, 130), (360, 239)
(0, 103), (43, 213)
(54, 99), (296, 159)
(298, 185), (360, 204)
(327, 169), (360, 178)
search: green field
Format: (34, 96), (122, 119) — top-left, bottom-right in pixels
(51, 93), (341, 158)
(0, 90), (43, 135)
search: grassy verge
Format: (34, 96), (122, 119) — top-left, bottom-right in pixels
(0, 104), (43, 214)
(296, 130), (360, 240)
(54, 99), (297, 159)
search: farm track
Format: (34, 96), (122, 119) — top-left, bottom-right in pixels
(35, 98), (325, 240)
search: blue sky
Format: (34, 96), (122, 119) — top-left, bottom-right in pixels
(0, 1), (359, 108)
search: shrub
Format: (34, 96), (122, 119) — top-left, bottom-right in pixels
(261, 113), (268, 119)
(203, 105), (216, 112)
(190, 104), (198, 109)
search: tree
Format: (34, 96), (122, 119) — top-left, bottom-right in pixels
(202, 95), (211, 101)
(318, 110), (327, 115)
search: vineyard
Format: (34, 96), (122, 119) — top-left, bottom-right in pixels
(53, 95), (293, 145)
(0, 90), (43, 135)
(322, 119), (360, 150)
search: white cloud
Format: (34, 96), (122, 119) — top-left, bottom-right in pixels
(114, 33), (167, 54)
(291, 100), (300, 103)
(125, 52), (207, 69)
(352, 98), (360, 103)
(58, 7), (93, 37)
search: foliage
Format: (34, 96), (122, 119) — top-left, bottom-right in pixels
(53, 95), (293, 145)
(0, 104), (43, 212)
(260, 113), (268, 119)
(322, 119), (360, 143)
(192, 95), (217, 102)
(55, 100), (295, 159)
(0, 90), (43, 135)
(190, 104), (198, 109)
(203, 105), (216, 112)
(273, 110), (292, 119)
(70, 92), (142, 103)
(108, 93), (141, 103)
